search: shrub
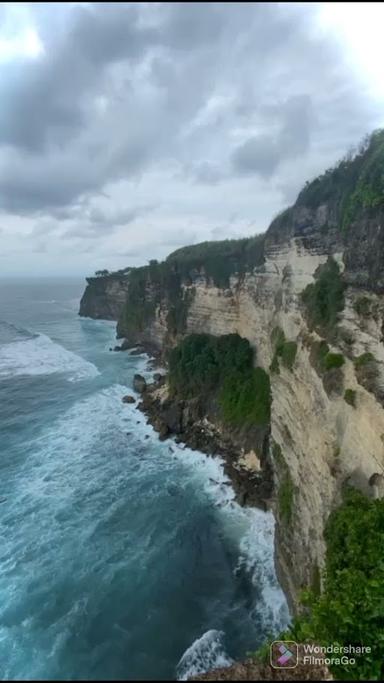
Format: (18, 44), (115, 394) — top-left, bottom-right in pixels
(272, 488), (384, 680)
(281, 341), (298, 370)
(344, 389), (357, 407)
(269, 354), (280, 374)
(269, 327), (297, 372)
(353, 352), (380, 398)
(354, 351), (375, 368)
(220, 366), (271, 426)
(322, 352), (345, 370)
(301, 258), (345, 332)
(316, 340), (330, 364)
(271, 326), (285, 350)
(168, 333), (271, 427)
(353, 296), (372, 317)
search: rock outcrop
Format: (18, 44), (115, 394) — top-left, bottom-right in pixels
(133, 374), (147, 394)
(79, 271), (130, 320)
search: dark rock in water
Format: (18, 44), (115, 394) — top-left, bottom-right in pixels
(161, 400), (182, 433)
(153, 372), (165, 383)
(145, 435), (150, 439)
(114, 343), (131, 352)
(159, 423), (170, 441)
(130, 346), (145, 356)
(126, 432), (132, 436)
(122, 395), (136, 404)
(109, 347), (113, 351)
(133, 374), (147, 393)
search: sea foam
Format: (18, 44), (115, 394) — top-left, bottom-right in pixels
(173, 445), (290, 680)
(0, 333), (99, 381)
(176, 629), (234, 681)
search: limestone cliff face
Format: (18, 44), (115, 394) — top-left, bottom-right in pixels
(79, 132), (384, 612)
(79, 273), (130, 320)
(114, 213), (384, 610)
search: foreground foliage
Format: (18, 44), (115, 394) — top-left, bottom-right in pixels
(282, 489), (384, 680)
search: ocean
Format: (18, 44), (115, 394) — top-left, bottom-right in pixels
(0, 278), (289, 680)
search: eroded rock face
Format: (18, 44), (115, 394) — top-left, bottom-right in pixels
(79, 274), (130, 320)
(133, 374), (147, 394)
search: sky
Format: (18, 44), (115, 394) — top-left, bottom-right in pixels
(0, 2), (384, 277)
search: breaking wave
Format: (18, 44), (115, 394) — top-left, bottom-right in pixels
(176, 630), (234, 680)
(0, 332), (99, 381)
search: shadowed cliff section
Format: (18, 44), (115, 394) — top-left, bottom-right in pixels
(79, 270), (131, 320)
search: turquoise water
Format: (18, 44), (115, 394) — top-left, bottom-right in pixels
(0, 278), (288, 680)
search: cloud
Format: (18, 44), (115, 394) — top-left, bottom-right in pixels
(230, 94), (314, 178)
(232, 135), (280, 178)
(64, 204), (155, 239)
(0, 2), (382, 275)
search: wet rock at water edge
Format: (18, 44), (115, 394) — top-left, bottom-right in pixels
(122, 395), (136, 404)
(159, 424), (170, 441)
(130, 346), (146, 356)
(133, 374), (147, 393)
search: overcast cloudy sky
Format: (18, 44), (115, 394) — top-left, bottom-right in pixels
(0, 2), (383, 276)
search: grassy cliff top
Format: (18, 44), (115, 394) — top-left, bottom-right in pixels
(296, 128), (384, 227)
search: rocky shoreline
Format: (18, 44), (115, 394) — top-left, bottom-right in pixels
(134, 372), (274, 512)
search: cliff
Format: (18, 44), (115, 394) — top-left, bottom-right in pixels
(79, 131), (384, 621)
(79, 270), (131, 320)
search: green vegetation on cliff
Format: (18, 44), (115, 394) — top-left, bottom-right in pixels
(168, 333), (271, 427)
(283, 488), (384, 680)
(269, 327), (298, 373)
(297, 129), (384, 231)
(322, 351), (345, 370)
(122, 261), (193, 338)
(272, 442), (295, 524)
(166, 234), (265, 287)
(344, 388), (357, 407)
(302, 258), (345, 332)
